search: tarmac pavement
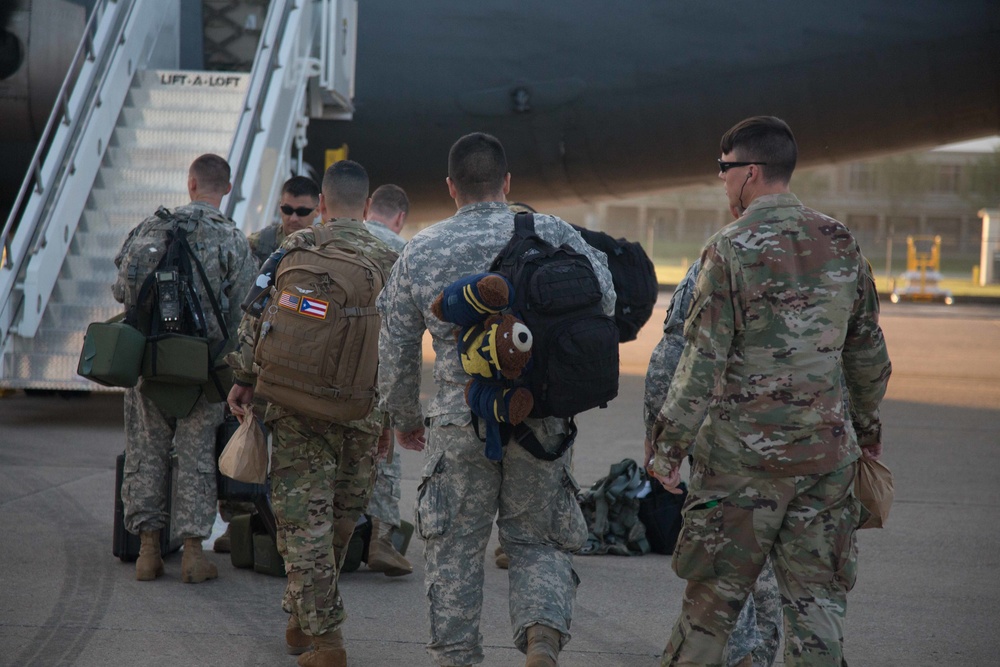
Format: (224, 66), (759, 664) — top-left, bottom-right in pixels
(1, 298), (998, 666)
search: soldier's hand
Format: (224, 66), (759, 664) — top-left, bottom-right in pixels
(395, 427), (426, 452)
(861, 442), (882, 461)
(227, 384), (255, 422)
(650, 464), (684, 495)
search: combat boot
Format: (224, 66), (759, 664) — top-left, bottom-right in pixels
(213, 524), (232, 553)
(494, 544), (510, 569)
(135, 529), (164, 581)
(297, 628), (346, 667)
(286, 615), (312, 655)
(367, 519), (413, 577)
(525, 624), (561, 667)
(180, 537), (218, 583)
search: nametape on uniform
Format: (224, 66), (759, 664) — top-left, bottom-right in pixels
(278, 290), (329, 319)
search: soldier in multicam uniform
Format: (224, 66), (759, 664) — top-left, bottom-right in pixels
(376, 133), (615, 667)
(644, 260), (781, 667)
(246, 175), (320, 265)
(227, 160), (397, 667)
(112, 153), (257, 583)
(649, 116), (891, 666)
(360, 183), (414, 576)
(214, 175), (320, 555)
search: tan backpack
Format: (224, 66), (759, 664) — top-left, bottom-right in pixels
(252, 227), (387, 422)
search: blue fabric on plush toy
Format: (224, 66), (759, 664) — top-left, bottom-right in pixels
(431, 272), (534, 460)
(432, 273), (514, 327)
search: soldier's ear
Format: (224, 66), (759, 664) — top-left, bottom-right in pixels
(363, 197), (372, 221)
(319, 193), (329, 220)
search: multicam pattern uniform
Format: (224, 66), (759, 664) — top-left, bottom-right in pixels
(230, 219), (398, 637)
(376, 201), (616, 666)
(113, 201), (257, 538)
(644, 261), (781, 667)
(363, 220), (407, 529)
(650, 193), (891, 667)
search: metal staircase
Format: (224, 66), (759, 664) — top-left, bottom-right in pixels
(4, 70), (247, 388)
(0, 0), (357, 391)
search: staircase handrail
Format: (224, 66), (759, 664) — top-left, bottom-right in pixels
(0, 0), (130, 273)
(223, 0), (298, 227)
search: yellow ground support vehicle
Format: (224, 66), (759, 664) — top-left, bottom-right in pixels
(890, 235), (954, 305)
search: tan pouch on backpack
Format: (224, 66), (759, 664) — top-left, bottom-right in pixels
(252, 228), (386, 422)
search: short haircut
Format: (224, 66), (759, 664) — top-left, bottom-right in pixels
(282, 175), (320, 200)
(720, 116), (797, 184)
(189, 154), (231, 193)
(369, 184), (409, 218)
(448, 133), (508, 200)
(322, 160), (369, 210)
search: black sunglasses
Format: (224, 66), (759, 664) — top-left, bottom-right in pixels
(280, 205), (316, 217)
(717, 159), (767, 173)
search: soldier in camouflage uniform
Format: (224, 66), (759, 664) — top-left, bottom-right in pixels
(246, 175), (320, 265)
(112, 154), (257, 583)
(376, 133), (615, 667)
(644, 261), (781, 667)
(215, 175), (321, 554)
(361, 183), (414, 576)
(228, 161), (397, 667)
(649, 117), (891, 667)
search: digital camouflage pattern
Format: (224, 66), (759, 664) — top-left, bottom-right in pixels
(651, 193), (889, 666)
(229, 218), (397, 637)
(246, 221), (286, 266)
(363, 219), (406, 529)
(113, 201), (257, 538)
(364, 219), (407, 252)
(644, 260), (781, 666)
(376, 201), (614, 664)
(416, 422), (587, 665)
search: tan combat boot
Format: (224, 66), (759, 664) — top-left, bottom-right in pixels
(494, 544), (510, 569)
(367, 519), (413, 577)
(135, 529), (164, 581)
(180, 537), (218, 583)
(524, 624), (561, 667)
(286, 615), (312, 655)
(297, 628), (346, 667)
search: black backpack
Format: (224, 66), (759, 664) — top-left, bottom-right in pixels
(490, 212), (620, 420)
(572, 226), (658, 343)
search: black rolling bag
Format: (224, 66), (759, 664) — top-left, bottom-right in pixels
(112, 450), (183, 561)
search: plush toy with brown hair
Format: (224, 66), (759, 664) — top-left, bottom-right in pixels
(432, 273), (535, 460)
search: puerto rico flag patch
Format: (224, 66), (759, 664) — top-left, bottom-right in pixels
(277, 291), (300, 311)
(298, 297), (329, 319)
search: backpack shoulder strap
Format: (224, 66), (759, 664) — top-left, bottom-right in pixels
(514, 211), (536, 239)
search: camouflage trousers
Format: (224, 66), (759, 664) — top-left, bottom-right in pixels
(367, 446), (402, 528)
(663, 460), (860, 667)
(122, 386), (222, 538)
(723, 557), (782, 667)
(270, 414), (379, 637)
(416, 419), (587, 666)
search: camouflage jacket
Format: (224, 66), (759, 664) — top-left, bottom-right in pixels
(112, 201), (257, 345)
(643, 261), (700, 440)
(651, 193), (891, 478)
(247, 222), (286, 267)
(229, 218), (399, 435)
(376, 201), (616, 433)
(364, 220), (406, 252)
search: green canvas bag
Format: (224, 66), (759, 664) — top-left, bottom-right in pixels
(77, 314), (145, 387)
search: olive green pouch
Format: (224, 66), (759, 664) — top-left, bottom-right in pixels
(139, 380), (201, 418)
(77, 316), (145, 387)
(229, 513), (255, 569)
(252, 532), (286, 577)
(142, 334), (210, 385)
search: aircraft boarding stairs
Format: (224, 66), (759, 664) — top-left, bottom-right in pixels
(0, 0), (357, 392)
